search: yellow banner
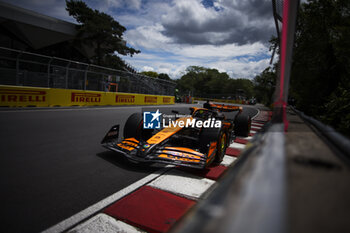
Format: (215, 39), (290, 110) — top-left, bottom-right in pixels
(0, 86), (49, 107)
(0, 85), (175, 107)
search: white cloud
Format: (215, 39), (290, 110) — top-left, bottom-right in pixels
(103, 1), (172, 28)
(5, 0), (274, 81)
(177, 42), (268, 58)
(160, 0), (274, 45)
(91, 0), (141, 12)
(125, 24), (173, 50)
(120, 0), (273, 80)
(124, 46), (271, 80)
(124, 22), (270, 79)
(128, 0), (141, 10)
(210, 58), (271, 78)
(142, 66), (154, 71)
(161, 0), (219, 27)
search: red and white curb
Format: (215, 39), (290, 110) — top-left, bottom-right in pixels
(44, 110), (271, 233)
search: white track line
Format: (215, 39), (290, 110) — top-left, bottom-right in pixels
(229, 142), (246, 150)
(68, 155), (239, 232)
(42, 166), (172, 233)
(67, 214), (143, 233)
(236, 136), (253, 141)
(251, 108), (260, 120)
(221, 156), (237, 167)
(148, 169), (216, 200)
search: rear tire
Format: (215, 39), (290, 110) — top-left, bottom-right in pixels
(234, 113), (251, 137)
(123, 113), (153, 140)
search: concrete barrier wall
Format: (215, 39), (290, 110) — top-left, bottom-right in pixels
(0, 85), (175, 107)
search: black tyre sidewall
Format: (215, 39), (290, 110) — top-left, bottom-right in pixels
(214, 130), (227, 164)
(234, 113), (251, 137)
(123, 113), (143, 139)
(199, 126), (226, 164)
(199, 127), (221, 153)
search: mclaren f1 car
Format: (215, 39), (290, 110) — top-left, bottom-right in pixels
(101, 104), (251, 169)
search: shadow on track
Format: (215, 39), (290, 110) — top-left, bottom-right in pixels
(97, 151), (167, 173)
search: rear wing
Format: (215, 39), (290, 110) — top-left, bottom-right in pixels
(209, 104), (243, 112)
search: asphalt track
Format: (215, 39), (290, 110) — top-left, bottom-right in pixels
(0, 103), (258, 233)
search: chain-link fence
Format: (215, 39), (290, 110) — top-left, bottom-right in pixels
(0, 47), (176, 96)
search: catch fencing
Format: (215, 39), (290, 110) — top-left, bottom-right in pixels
(0, 47), (176, 96)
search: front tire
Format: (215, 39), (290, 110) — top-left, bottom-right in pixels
(199, 127), (227, 165)
(123, 113), (153, 140)
(213, 131), (227, 164)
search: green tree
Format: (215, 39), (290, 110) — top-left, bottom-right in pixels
(66, 0), (139, 67)
(289, 0), (350, 135)
(140, 71), (159, 78)
(158, 73), (171, 80)
(253, 67), (276, 106)
(321, 83), (350, 136)
(232, 79), (255, 98)
(177, 66), (254, 99)
(103, 54), (129, 71)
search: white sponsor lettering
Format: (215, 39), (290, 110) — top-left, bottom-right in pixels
(162, 118), (221, 128)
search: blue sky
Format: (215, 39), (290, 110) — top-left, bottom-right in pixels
(3, 0), (275, 79)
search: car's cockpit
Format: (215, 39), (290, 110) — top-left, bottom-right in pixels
(192, 108), (225, 120)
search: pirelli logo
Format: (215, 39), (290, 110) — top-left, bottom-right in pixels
(71, 92), (101, 103)
(0, 89), (46, 102)
(145, 96), (157, 103)
(163, 97), (171, 103)
(116, 95), (135, 103)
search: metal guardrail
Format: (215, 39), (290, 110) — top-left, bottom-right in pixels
(175, 123), (287, 233)
(178, 107), (349, 233)
(291, 106), (350, 162)
(0, 47), (176, 96)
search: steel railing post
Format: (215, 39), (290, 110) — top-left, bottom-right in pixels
(65, 62), (71, 89)
(84, 65), (89, 90)
(47, 57), (53, 87)
(16, 52), (22, 85)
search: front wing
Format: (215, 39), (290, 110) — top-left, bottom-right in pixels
(102, 137), (217, 169)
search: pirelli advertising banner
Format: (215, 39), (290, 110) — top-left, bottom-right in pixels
(0, 86), (49, 107)
(0, 85), (175, 107)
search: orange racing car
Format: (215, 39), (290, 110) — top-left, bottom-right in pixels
(101, 104), (251, 169)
